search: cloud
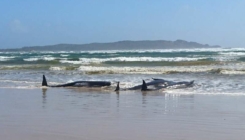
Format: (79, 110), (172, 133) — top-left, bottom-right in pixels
(9, 19), (28, 33)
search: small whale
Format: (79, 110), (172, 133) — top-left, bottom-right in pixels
(125, 79), (167, 90)
(152, 78), (194, 88)
(42, 75), (111, 87)
(115, 78), (194, 91)
(115, 80), (163, 91)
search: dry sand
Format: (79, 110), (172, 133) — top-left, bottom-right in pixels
(0, 88), (245, 140)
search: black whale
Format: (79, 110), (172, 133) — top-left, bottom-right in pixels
(42, 75), (111, 87)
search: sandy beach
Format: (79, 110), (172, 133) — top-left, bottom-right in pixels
(0, 88), (245, 140)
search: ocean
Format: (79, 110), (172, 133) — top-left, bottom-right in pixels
(0, 48), (245, 95)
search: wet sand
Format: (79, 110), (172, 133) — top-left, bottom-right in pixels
(0, 88), (245, 140)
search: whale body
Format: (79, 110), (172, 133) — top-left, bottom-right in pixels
(42, 75), (111, 87)
(115, 78), (194, 91)
(152, 78), (194, 89)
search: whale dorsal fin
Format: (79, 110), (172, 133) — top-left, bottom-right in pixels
(141, 80), (147, 91)
(42, 75), (48, 86)
(187, 80), (194, 86)
(115, 82), (120, 91)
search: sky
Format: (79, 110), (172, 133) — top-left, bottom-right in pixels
(0, 0), (245, 49)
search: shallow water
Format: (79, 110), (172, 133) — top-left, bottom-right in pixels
(1, 48), (245, 95)
(0, 70), (245, 95)
(0, 88), (245, 140)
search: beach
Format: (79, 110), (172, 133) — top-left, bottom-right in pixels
(1, 48), (245, 139)
(0, 88), (245, 140)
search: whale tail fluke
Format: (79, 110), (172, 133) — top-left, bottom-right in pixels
(141, 80), (148, 91)
(115, 82), (120, 91)
(42, 75), (48, 86)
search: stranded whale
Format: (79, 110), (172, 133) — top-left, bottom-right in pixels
(115, 78), (194, 91)
(42, 75), (111, 87)
(152, 78), (194, 89)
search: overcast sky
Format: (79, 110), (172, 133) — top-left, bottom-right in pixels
(0, 0), (245, 48)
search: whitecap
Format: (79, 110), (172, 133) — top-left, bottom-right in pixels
(0, 56), (15, 61)
(24, 58), (39, 61)
(75, 57), (206, 64)
(42, 57), (55, 61)
(49, 67), (66, 71)
(60, 54), (69, 57)
(60, 60), (87, 65)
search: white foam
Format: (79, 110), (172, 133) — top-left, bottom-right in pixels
(79, 48), (245, 54)
(24, 58), (39, 61)
(212, 56), (237, 61)
(43, 57), (55, 61)
(49, 67), (66, 71)
(0, 56), (15, 61)
(23, 56), (56, 61)
(219, 70), (245, 75)
(60, 60), (86, 65)
(76, 66), (212, 74)
(219, 52), (245, 56)
(75, 62), (245, 74)
(59, 57), (206, 64)
(60, 54), (69, 57)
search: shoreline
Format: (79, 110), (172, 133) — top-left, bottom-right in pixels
(0, 88), (245, 140)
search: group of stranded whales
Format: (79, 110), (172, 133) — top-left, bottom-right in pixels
(42, 75), (194, 91)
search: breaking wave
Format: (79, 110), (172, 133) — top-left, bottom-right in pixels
(0, 56), (15, 61)
(23, 56), (56, 61)
(0, 62), (245, 75)
(75, 65), (245, 75)
(59, 57), (207, 64)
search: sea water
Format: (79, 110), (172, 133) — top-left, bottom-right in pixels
(0, 48), (245, 95)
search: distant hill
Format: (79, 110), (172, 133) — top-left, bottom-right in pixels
(0, 40), (221, 52)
